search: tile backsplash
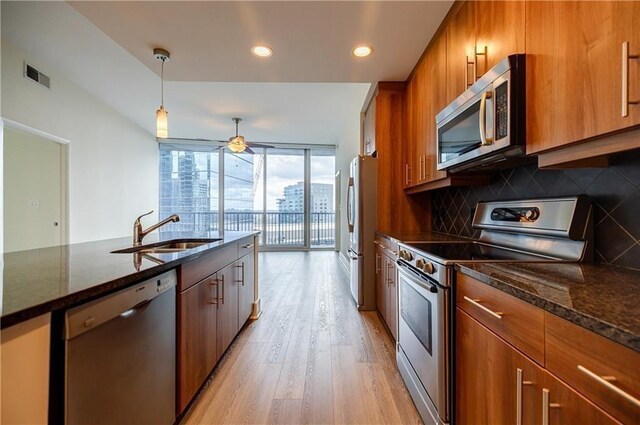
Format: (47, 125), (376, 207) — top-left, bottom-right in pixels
(432, 150), (640, 270)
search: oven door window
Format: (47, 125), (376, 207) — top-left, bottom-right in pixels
(400, 280), (433, 355)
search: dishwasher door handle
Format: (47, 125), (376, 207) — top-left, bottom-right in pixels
(119, 298), (153, 319)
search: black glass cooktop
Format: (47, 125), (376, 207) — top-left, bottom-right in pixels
(404, 242), (557, 263)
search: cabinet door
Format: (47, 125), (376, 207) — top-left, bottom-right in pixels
(542, 371), (618, 425)
(446, 1), (476, 104)
(217, 262), (239, 355)
(375, 245), (387, 320)
(238, 252), (255, 326)
(424, 32), (448, 183)
(526, 1), (640, 154)
(456, 308), (542, 425)
(384, 255), (397, 341)
(474, 1), (525, 76)
(178, 275), (218, 412)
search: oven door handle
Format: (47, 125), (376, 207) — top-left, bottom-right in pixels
(397, 261), (438, 293)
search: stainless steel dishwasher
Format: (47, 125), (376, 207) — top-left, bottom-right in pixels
(65, 270), (176, 425)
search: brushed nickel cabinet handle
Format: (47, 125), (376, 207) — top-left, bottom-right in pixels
(578, 365), (640, 408)
(220, 274), (225, 304)
(242, 243), (254, 249)
(542, 388), (561, 425)
(463, 296), (503, 319)
(405, 163), (410, 186)
(474, 45), (487, 81)
(386, 262), (393, 286)
(375, 253), (381, 274)
(622, 41), (639, 117)
(516, 368), (533, 425)
(236, 262), (245, 286)
(465, 55), (475, 88)
(209, 277), (219, 306)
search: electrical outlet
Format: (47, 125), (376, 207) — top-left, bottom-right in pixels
(29, 200), (40, 209)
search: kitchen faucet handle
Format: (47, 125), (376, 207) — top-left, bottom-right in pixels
(134, 210), (154, 224)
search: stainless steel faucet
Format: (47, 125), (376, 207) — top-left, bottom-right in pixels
(133, 210), (180, 246)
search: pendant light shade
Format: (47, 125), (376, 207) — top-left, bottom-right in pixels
(156, 105), (168, 138)
(154, 48), (170, 139)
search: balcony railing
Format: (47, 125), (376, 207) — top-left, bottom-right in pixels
(160, 211), (335, 247)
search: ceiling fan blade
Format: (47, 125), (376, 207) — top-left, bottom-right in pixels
(244, 146), (256, 155)
(160, 136), (227, 145)
(246, 142), (275, 149)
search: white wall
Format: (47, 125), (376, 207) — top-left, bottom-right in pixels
(1, 39), (158, 243)
(335, 110), (361, 260)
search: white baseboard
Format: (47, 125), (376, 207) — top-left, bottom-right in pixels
(338, 252), (350, 275)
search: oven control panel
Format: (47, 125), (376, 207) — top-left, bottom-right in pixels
(398, 244), (447, 286)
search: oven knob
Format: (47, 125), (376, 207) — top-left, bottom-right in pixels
(404, 251), (413, 261)
(422, 262), (436, 274)
(416, 259), (425, 269)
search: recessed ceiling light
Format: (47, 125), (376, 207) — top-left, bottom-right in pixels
(353, 45), (373, 58)
(251, 45), (273, 58)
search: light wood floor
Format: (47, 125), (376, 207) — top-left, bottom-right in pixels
(182, 251), (422, 425)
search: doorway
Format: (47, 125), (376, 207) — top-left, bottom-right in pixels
(3, 121), (68, 252)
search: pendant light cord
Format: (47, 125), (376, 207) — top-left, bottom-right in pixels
(160, 59), (165, 107)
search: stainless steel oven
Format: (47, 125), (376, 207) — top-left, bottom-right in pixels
(436, 54), (525, 172)
(396, 260), (449, 425)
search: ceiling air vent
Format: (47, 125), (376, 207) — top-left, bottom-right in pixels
(23, 62), (50, 89)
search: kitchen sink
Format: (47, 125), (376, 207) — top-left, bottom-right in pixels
(111, 238), (222, 254)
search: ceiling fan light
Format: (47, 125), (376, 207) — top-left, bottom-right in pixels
(156, 105), (168, 138)
(228, 140), (246, 153)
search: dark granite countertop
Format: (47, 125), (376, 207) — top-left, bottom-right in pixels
(456, 262), (640, 353)
(2, 231), (259, 329)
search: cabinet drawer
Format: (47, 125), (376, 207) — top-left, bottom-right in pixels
(546, 313), (640, 424)
(179, 243), (238, 292)
(238, 237), (256, 258)
(456, 273), (545, 365)
(375, 236), (398, 260)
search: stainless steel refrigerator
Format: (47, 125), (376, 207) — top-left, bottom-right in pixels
(347, 155), (377, 310)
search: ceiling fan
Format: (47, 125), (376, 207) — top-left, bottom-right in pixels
(160, 117), (274, 154)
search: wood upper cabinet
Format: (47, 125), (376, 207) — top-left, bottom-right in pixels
(446, 1), (477, 104)
(238, 250), (255, 327)
(446, 1), (525, 105)
(217, 261), (240, 355)
(178, 274), (218, 412)
(526, 1), (640, 155)
(456, 308), (616, 425)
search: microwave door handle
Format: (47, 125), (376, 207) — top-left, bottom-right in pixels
(479, 91), (494, 146)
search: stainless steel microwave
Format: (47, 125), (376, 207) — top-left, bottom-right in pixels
(436, 54), (526, 172)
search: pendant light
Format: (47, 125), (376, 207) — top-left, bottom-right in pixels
(154, 48), (170, 138)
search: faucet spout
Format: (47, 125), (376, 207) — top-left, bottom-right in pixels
(133, 211), (180, 246)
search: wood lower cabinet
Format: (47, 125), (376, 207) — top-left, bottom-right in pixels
(374, 242), (397, 340)
(177, 236), (258, 414)
(526, 1), (640, 156)
(178, 274), (219, 412)
(217, 261), (240, 355)
(238, 250), (255, 327)
(456, 309), (542, 425)
(456, 308), (617, 425)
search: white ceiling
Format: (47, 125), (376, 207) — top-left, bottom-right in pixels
(1, 1), (452, 144)
(69, 1), (453, 83)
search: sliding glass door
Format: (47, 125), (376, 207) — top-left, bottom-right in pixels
(159, 143), (335, 249)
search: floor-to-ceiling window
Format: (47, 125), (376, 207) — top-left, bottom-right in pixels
(159, 144), (219, 233)
(159, 142), (335, 249)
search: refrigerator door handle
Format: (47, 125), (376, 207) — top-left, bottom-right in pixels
(347, 177), (355, 233)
